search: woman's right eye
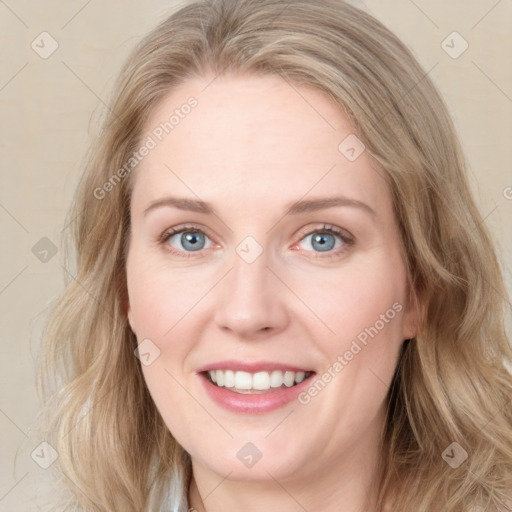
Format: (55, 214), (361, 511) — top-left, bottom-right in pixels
(160, 226), (214, 257)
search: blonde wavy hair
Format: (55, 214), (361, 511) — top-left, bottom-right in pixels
(35, 0), (512, 510)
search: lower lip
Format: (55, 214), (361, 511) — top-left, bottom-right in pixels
(198, 372), (316, 414)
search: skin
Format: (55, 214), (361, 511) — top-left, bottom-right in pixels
(126, 73), (419, 512)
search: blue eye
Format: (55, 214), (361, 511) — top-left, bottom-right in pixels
(159, 223), (353, 259)
(163, 228), (213, 254)
(297, 226), (350, 256)
(302, 231), (338, 252)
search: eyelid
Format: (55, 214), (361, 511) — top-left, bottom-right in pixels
(158, 223), (216, 244)
(158, 222), (354, 258)
(294, 223), (354, 244)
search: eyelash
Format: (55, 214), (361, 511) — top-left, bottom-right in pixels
(157, 223), (354, 260)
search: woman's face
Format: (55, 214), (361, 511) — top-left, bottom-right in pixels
(126, 73), (418, 487)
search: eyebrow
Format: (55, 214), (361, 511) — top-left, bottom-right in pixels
(142, 195), (376, 218)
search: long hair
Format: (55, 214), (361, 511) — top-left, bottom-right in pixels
(35, 0), (512, 510)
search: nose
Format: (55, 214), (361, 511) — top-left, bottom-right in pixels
(213, 248), (290, 339)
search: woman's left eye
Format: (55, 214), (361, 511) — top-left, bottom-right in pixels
(295, 225), (352, 256)
(158, 223), (353, 259)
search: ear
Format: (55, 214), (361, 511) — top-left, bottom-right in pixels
(127, 303), (137, 336)
(401, 286), (423, 340)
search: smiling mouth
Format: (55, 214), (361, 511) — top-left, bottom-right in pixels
(203, 369), (316, 394)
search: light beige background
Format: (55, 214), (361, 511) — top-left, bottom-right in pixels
(0, 0), (511, 510)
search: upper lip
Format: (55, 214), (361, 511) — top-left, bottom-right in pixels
(196, 360), (315, 374)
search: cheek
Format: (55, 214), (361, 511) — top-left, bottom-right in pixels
(127, 246), (408, 346)
(127, 262), (200, 421)
(293, 253), (408, 347)
(127, 257), (203, 338)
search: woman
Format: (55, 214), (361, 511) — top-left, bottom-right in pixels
(36, 0), (512, 511)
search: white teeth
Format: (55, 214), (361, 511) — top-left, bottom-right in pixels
(207, 369), (310, 391)
(253, 371), (270, 390)
(270, 370), (284, 388)
(295, 371), (306, 383)
(234, 371), (252, 390)
(224, 370), (235, 388)
(283, 371), (295, 387)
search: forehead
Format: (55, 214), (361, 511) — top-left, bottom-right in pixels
(129, 73), (390, 217)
